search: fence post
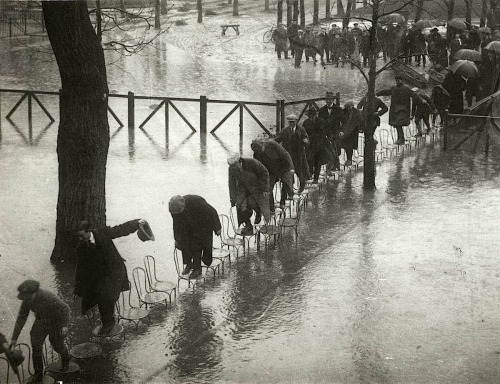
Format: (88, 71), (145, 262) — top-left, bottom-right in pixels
(280, 99), (285, 131)
(275, 100), (280, 135)
(200, 95), (207, 136)
(128, 92), (135, 130)
(239, 102), (244, 139)
(28, 92), (33, 144)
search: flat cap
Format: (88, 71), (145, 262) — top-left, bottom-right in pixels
(17, 280), (40, 296)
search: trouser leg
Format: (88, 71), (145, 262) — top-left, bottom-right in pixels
(280, 182), (291, 205)
(181, 249), (193, 268)
(237, 206), (253, 227)
(422, 113), (431, 131)
(313, 151), (321, 180)
(49, 329), (70, 367)
(269, 176), (277, 212)
(98, 298), (116, 328)
(395, 125), (405, 141)
(191, 248), (203, 270)
(345, 147), (353, 161)
(30, 321), (48, 379)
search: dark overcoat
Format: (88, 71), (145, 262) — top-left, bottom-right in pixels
(377, 84), (421, 127)
(172, 195), (221, 266)
(74, 219), (140, 314)
(340, 108), (363, 150)
(229, 158), (271, 223)
(252, 139), (295, 193)
(357, 96), (388, 128)
(275, 125), (311, 183)
(303, 116), (330, 166)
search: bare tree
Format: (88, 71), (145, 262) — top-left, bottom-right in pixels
(278, 0), (283, 24)
(313, 0), (319, 24)
(42, 0), (109, 263)
(343, 0), (353, 29)
(464, 0), (472, 26)
(337, 0), (345, 16)
(326, 0), (331, 19)
(481, 0), (488, 26)
(300, 0), (305, 27)
(442, 0), (455, 20)
(233, 0), (239, 16)
(198, 0), (203, 22)
(414, 0), (424, 22)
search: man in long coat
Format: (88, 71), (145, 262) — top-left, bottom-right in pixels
(227, 153), (270, 235)
(318, 91), (343, 171)
(272, 24), (289, 59)
(169, 195), (221, 279)
(377, 75), (424, 144)
(275, 114), (310, 194)
(251, 138), (295, 211)
(75, 218), (146, 335)
(340, 100), (363, 166)
(303, 107), (328, 183)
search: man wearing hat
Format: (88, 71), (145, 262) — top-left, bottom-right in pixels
(318, 91), (343, 171)
(169, 195), (221, 279)
(292, 29), (305, 68)
(272, 23), (289, 59)
(10, 280), (70, 383)
(74, 218), (148, 335)
(275, 113), (310, 194)
(287, 20), (299, 57)
(340, 100), (363, 166)
(227, 153), (271, 235)
(303, 106), (328, 183)
(251, 138), (295, 211)
(377, 76), (424, 145)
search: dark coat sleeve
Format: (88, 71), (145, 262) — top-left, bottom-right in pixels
(228, 166), (238, 205)
(106, 219), (140, 239)
(376, 98), (389, 116)
(247, 158), (270, 192)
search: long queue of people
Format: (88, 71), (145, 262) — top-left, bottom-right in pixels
(271, 20), (496, 71)
(1, 84), (451, 384)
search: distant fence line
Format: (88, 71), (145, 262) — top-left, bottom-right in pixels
(0, 7), (45, 38)
(0, 88), (341, 145)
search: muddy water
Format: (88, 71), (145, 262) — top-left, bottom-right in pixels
(1, 31), (500, 384)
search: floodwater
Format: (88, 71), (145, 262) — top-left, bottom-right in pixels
(2, 24), (500, 384)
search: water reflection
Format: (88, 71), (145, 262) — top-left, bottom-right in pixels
(3, 118), (54, 146)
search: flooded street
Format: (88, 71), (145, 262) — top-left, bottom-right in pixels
(2, 13), (500, 384)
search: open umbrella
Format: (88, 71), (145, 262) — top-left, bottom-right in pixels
(380, 13), (405, 24)
(414, 19), (440, 29)
(453, 49), (482, 62)
(449, 60), (479, 79)
(485, 40), (500, 53)
(478, 26), (491, 33)
(447, 18), (467, 30)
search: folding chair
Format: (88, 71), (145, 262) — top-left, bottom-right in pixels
(279, 200), (303, 238)
(85, 305), (125, 342)
(218, 214), (245, 258)
(173, 247), (205, 289)
(43, 339), (80, 381)
(144, 255), (176, 304)
(115, 285), (151, 332)
(229, 206), (257, 254)
(256, 213), (282, 252)
(132, 267), (169, 309)
(378, 128), (399, 158)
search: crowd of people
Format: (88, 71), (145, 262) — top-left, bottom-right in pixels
(271, 19), (496, 72)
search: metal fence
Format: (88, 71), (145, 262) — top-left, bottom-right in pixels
(0, 7), (45, 38)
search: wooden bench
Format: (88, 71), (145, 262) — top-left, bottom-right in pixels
(221, 24), (240, 36)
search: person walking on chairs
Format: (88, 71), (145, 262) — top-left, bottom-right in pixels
(227, 152), (271, 235)
(10, 280), (70, 384)
(274, 114), (310, 194)
(303, 106), (329, 183)
(74, 218), (149, 336)
(169, 195), (222, 279)
(251, 138), (295, 211)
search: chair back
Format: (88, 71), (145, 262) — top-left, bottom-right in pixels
(173, 248), (183, 276)
(218, 214), (233, 243)
(116, 282), (135, 315)
(229, 206), (240, 232)
(0, 356), (12, 384)
(132, 267), (150, 300)
(14, 343), (33, 381)
(357, 132), (365, 154)
(379, 128), (393, 145)
(144, 255), (158, 286)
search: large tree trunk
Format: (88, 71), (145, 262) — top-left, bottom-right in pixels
(481, 0), (488, 26)
(278, 0), (283, 24)
(326, 0), (331, 19)
(313, 0), (319, 24)
(363, 0), (379, 190)
(300, 0), (305, 27)
(464, 0), (471, 26)
(343, 0), (352, 29)
(42, 1), (109, 263)
(287, 0), (293, 26)
(233, 0), (239, 16)
(155, 0), (161, 29)
(337, 0), (345, 16)
(293, 0), (299, 21)
(414, 0), (424, 22)
(445, 0), (455, 20)
(161, 0), (168, 14)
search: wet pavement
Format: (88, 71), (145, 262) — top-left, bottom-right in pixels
(2, 14), (500, 384)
